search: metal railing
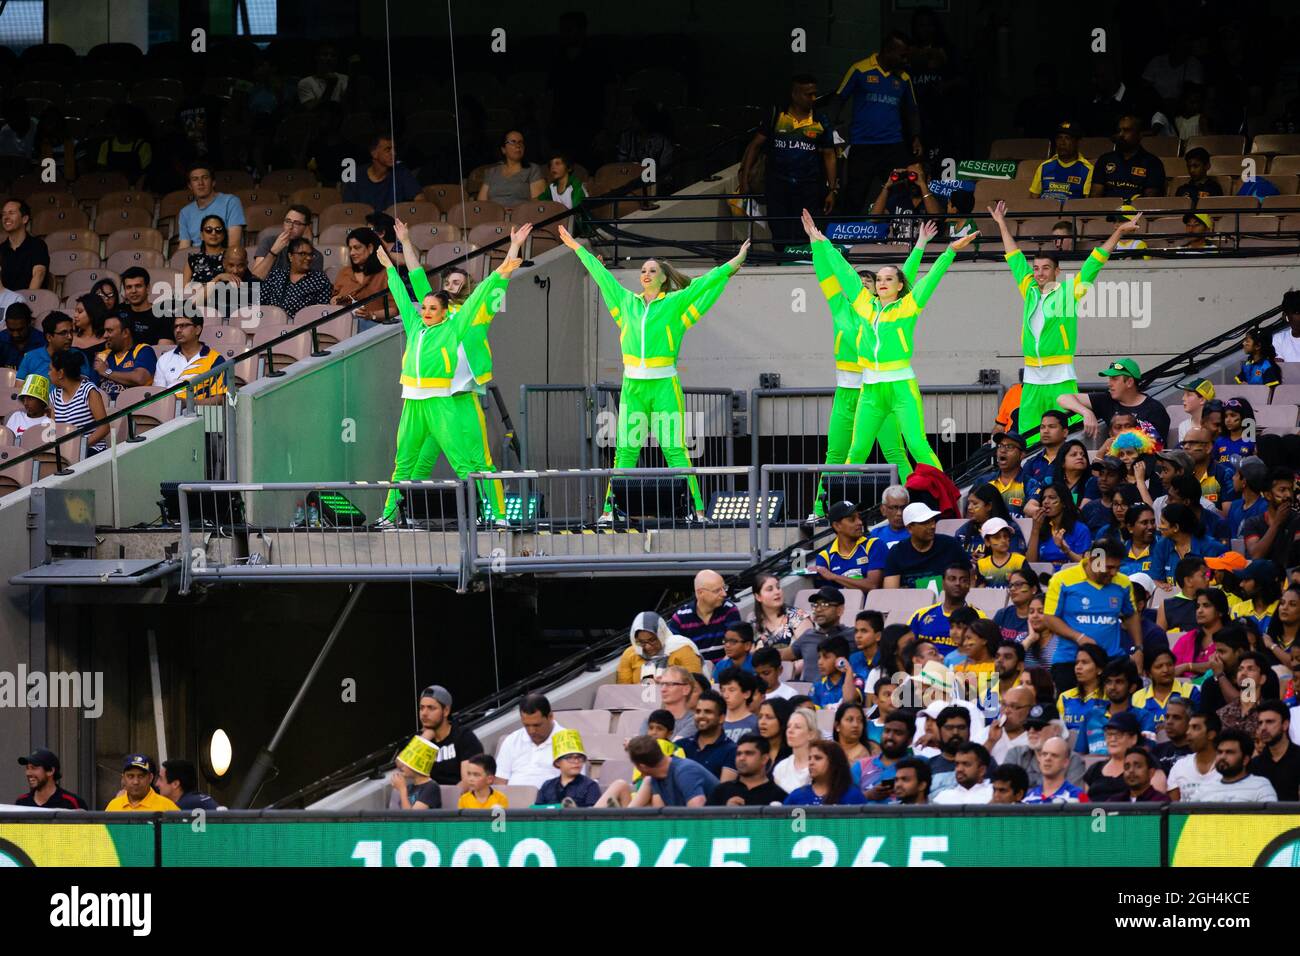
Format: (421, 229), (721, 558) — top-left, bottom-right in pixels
(757, 463), (898, 557)
(177, 480), (470, 594)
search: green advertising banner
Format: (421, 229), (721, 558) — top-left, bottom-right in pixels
(160, 812), (1160, 867)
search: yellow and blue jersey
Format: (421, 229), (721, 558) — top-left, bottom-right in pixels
(908, 602), (988, 651)
(834, 54), (918, 146)
(1043, 563), (1136, 662)
(1236, 358), (1282, 387)
(977, 552), (1027, 587)
(1119, 544), (1152, 578)
(1230, 597), (1277, 636)
(1212, 435), (1255, 469)
(1056, 685), (1106, 736)
(1131, 682), (1201, 731)
(814, 535), (885, 584)
(1030, 155), (1095, 200)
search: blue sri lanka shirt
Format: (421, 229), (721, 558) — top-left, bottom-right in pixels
(1043, 563), (1136, 661)
(834, 54), (918, 145)
(1237, 359), (1281, 387)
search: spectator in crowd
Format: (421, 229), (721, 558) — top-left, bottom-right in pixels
(70, 294), (108, 381)
(183, 214), (229, 286)
(927, 705), (980, 797)
(772, 707), (819, 793)
(814, 500), (886, 592)
(254, 206), (323, 273)
(751, 573), (812, 652)
(1243, 467), (1300, 568)
(828, 32), (922, 216)
(784, 739), (868, 805)
(1027, 482), (1094, 569)
(994, 567), (1039, 646)
(978, 432), (1031, 519)
(624, 734), (719, 807)
(1082, 57), (1134, 142)
(389, 749), (441, 810)
(883, 503), (969, 590)
(105, 754), (179, 812)
(1263, 585), (1300, 668)
(546, 150), (587, 211)
(1081, 457), (1128, 535)
(1271, 291), (1300, 363)
(1083, 711), (1166, 802)
(1023, 593), (1057, 671)
(151, 314), (226, 404)
(534, 730), (602, 808)
(331, 226), (392, 323)
(646, 711), (687, 751)
(810, 636), (862, 708)
(959, 489), (1023, 567)
(93, 315), (157, 403)
(739, 74), (837, 250)
(1188, 729), (1279, 802)
(3, 372), (51, 439)
(1008, 707), (1086, 788)
(1092, 114), (1166, 200)
(636, 667), (697, 739)
(14, 748), (85, 809)
(786, 587), (854, 679)
(1027, 438), (1092, 513)
(458, 754), (508, 809)
(1217, 651), (1278, 736)
(1168, 711), (1222, 800)
(848, 609), (883, 683)
(1057, 643), (1107, 735)
(1170, 588), (1230, 680)
(0, 302), (41, 369)
(15, 312), (71, 386)
(156, 758), (219, 811)
(1215, 399), (1256, 468)
(1118, 503), (1157, 576)
(1132, 648), (1200, 732)
(908, 564), (987, 657)
(1179, 212), (1218, 253)
(987, 684), (1035, 763)
(834, 701), (872, 764)
(617, 610), (701, 684)
(1153, 505), (1226, 585)
(494, 693), (564, 788)
(669, 570), (742, 663)
(933, 742), (994, 804)
(196, 246), (257, 314)
(115, 268), (169, 347)
(1029, 121), (1094, 200)
(477, 130), (546, 207)
(1150, 697), (1195, 773)
(1141, 33), (1203, 110)
(1226, 461), (1270, 539)
(718, 668), (762, 742)
(1042, 536), (1141, 689)
(990, 764), (1029, 803)
(297, 43), (352, 109)
(1199, 625), (1251, 718)
(1057, 357), (1170, 443)
(176, 164), (245, 250)
(713, 623), (756, 681)
(48, 351), (108, 454)
(892, 755), (932, 804)
(1023, 736), (1089, 803)
(614, 100), (675, 195)
(707, 733), (787, 805)
(992, 637), (1027, 698)
(250, 236), (333, 315)
(869, 163), (943, 241)
(1122, 746), (1171, 803)
(411, 684), (483, 786)
(757, 697), (794, 769)
(1157, 557), (1211, 635)
(342, 132), (421, 209)
(1174, 147), (1222, 200)
(1074, 656), (1150, 756)
(0, 199), (49, 290)
(753, 646), (798, 701)
(873, 485), (912, 549)
(679, 690), (738, 779)
(1248, 701), (1300, 801)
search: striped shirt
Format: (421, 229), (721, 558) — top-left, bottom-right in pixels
(52, 379), (107, 453)
(153, 343), (227, 400)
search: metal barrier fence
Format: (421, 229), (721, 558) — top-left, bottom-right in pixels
(751, 385), (1004, 475)
(518, 383), (741, 478)
(758, 464), (898, 557)
(177, 480), (470, 593)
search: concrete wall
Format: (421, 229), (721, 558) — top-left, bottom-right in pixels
(0, 415), (205, 796)
(47, 0), (149, 52)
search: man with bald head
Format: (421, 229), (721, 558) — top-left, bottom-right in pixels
(668, 569), (742, 663)
(988, 685), (1035, 763)
(1179, 425), (1235, 508)
(1023, 736), (1088, 803)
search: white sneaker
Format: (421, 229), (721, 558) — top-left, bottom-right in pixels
(805, 512), (824, 525)
(372, 516), (399, 531)
(686, 511), (709, 527)
(596, 512), (614, 527)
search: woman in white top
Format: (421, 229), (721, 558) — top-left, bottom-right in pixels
(772, 708), (819, 793)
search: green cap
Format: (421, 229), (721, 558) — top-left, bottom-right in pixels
(1176, 377), (1215, 400)
(1100, 358), (1141, 378)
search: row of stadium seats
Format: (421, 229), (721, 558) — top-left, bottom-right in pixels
(989, 134), (1300, 161)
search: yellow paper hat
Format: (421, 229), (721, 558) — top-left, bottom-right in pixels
(18, 374), (49, 407)
(551, 728), (586, 766)
(395, 735), (436, 777)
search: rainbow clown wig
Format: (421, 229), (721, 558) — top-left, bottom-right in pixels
(1111, 428), (1157, 456)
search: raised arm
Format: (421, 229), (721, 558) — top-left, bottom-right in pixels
(901, 219), (937, 285)
(558, 224), (633, 323)
(909, 231), (977, 310)
(665, 240), (750, 328)
(987, 200), (1019, 254)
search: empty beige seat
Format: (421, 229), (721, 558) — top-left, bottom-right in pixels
(550, 710), (614, 738)
(595, 684), (660, 711)
(967, 587), (1010, 616)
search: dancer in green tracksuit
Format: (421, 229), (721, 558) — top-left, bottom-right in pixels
(986, 199), (1141, 442)
(557, 223), (750, 522)
(832, 226), (980, 467)
(377, 231), (526, 527)
(803, 210), (934, 516)
(386, 218), (530, 519)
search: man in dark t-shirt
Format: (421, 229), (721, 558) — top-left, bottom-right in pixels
(883, 504), (970, 591)
(15, 749), (86, 809)
(705, 735), (787, 806)
(1058, 358), (1170, 444)
(415, 685), (485, 786)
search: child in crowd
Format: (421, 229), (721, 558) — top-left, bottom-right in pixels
(1214, 398), (1257, 467)
(848, 611), (883, 687)
(457, 754), (508, 810)
(1109, 428), (1158, 503)
(1236, 328), (1282, 388)
(534, 730), (602, 808)
(811, 635), (861, 708)
(1174, 146), (1221, 199)
(975, 517), (1026, 586)
(3, 375), (53, 440)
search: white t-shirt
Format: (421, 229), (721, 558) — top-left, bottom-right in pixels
(297, 73), (348, 105)
(4, 409), (51, 439)
(932, 780), (994, 804)
(990, 728), (1031, 765)
(1167, 752), (1221, 801)
(772, 754), (810, 793)
(1273, 329), (1300, 364)
(1189, 774), (1277, 803)
(494, 721), (566, 789)
(765, 682), (798, 700)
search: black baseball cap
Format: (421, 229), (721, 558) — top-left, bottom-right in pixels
(992, 431), (1028, 451)
(18, 748), (59, 772)
(809, 586), (845, 606)
(1104, 711), (1142, 735)
(1090, 455), (1125, 474)
(827, 500), (859, 523)
(122, 753), (155, 774)
(1024, 704), (1053, 728)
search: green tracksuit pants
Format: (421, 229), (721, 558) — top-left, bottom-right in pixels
(385, 394), (505, 521)
(604, 375), (704, 513)
(1018, 379), (1078, 444)
(847, 379), (941, 471)
(815, 385), (912, 515)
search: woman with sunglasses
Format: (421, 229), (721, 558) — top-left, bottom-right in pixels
(250, 233), (333, 316)
(91, 278), (120, 314)
(184, 214), (228, 285)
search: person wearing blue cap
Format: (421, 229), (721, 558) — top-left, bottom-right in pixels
(15, 749), (85, 809)
(105, 754), (179, 812)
